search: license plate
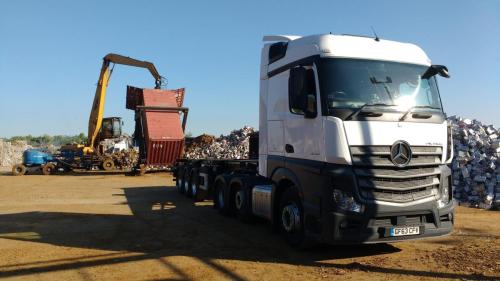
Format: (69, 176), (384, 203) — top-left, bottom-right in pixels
(390, 226), (420, 237)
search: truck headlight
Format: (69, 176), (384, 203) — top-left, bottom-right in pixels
(446, 122), (453, 162)
(333, 189), (363, 213)
(438, 184), (451, 208)
(442, 185), (450, 204)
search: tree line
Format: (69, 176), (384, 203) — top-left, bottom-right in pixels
(3, 133), (87, 146)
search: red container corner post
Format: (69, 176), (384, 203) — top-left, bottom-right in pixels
(126, 86), (189, 170)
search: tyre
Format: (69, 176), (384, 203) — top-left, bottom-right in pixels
(230, 178), (253, 222)
(214, 176), (231, 215)
(279, 188), (307, 247)
(175, 167), (185, 193)
(12, 164), (26, 176)
(102, 158), (115, 171)
(193, 177), (208, 202)
(42, 163), (56, 175)
(183, 167), (191, 197)
(190, 168), (202, 201)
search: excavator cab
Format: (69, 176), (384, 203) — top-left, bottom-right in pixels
(100, 117), (122, 140)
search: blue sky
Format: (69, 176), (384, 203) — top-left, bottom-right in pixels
(0, 0), (498, 137)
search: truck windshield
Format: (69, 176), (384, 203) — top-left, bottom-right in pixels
(317, 58), (443, 115)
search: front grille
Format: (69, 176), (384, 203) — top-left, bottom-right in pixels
(350, 145), (442, 203)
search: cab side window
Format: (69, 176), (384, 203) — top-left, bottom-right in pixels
(288, 66), (317, 117)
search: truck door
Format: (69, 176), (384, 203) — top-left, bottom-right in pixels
(285, 64), (323, 162)
(266, 71), (288, 157)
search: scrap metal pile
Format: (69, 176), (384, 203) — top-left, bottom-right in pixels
(449, 116), (500, 209)
(99, 134), (133, 154)
(0, 140), (32, 167)
(184, 119), (500, 209)
(184, 126), (255, 160)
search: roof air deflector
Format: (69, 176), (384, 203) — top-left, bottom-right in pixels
(263, 35), (301, 42)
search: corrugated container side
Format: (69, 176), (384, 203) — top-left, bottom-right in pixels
(144, 88), (185, 167)
(144, 111), (184, 140)
(142, 88), (184, 108)
(127, 85), (186, 168)
(146, 139), (184, 166)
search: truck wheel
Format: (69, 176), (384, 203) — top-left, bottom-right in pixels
(12, 164), (27, 176)
(102, 158), (115, 171)
(176, 168), (185, 193)
(183, 167), (191, 197)
(214, 178), (231, 215)
(193, 186), (207, 202)
(279, 188), (306, 247)
(190, 169), (202, 201)
(234, 185), (253, 222)
(42, 163), (56, 175)
(229, 178), (253, 222)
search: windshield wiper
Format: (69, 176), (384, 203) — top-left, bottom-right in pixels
(347, 103), (395, 120)
(399, 105), (441, 121)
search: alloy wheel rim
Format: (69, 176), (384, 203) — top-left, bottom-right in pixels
(281, 203), (300, 232)
(235, 190), (244, 210)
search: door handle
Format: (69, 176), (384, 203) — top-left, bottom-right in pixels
(285, 144), (294, 153)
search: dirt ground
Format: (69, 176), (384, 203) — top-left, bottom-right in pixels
(0, 170), (498, 281)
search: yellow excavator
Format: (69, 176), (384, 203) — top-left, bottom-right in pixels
(85, 53), (164, 154)
(62, 53), (165, 171)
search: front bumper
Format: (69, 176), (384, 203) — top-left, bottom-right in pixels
(320, 201), (454, 244)
(303, 163), (454, 244)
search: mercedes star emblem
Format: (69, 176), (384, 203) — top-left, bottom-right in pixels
(390, 141), (412, 167)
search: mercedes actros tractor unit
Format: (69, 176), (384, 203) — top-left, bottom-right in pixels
(174, 34), (453, 247)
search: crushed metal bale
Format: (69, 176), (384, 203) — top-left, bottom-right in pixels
(184, 126), (255, 160)
(0, 140), (32, 167)
(449, 116), (499, 209)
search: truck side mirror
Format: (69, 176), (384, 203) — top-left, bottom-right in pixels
(422, 65), (450, 79)
(304, 94), (317, 118)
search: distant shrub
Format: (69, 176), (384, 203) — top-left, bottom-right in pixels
(6, 133), (87, 146)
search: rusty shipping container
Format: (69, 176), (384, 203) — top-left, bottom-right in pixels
(127, 86), (188, 169)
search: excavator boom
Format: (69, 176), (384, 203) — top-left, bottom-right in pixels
(103, 54), (163, 88)
(86, 53), (164, 153)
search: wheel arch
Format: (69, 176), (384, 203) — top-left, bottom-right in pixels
(270, 167), (303, 196)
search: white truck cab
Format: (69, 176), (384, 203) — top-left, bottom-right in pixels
(258, 34), (453, 244)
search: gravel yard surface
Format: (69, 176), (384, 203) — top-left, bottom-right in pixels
(0, 172), (498, 281)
